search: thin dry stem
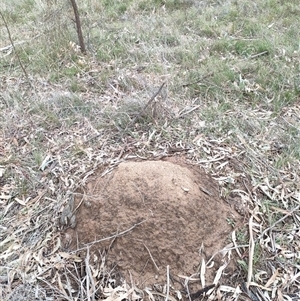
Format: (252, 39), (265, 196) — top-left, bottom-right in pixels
(0, 10), (29, 79)
(75, 220), (146, 251)
(247, 215), (254, 289)
(143, 244), (160, 272)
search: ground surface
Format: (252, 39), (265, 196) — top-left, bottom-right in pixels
(1, 0), (300, 300)
(64, 159), (239, 288)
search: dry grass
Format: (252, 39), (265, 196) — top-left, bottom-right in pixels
(1, 0), (300, 300)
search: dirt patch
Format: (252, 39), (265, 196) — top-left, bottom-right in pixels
(63, 158), (240, 288)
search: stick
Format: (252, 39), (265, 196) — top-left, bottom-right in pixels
(0, 41), (25, 52)
(69, 0), (86, 53)
(143, 244), (159, 272)
(85, 247), (96, 301)
(0, 11), (29, 79)
(249, 51), (268, 59)
(74, 220), (146, 252)
(206, 244), (249, 266)
(165, 265), (170, 301)
(125, 82), (165, 129)
(182, 72), (213, 87)
(185, 277), (192, 301)
(258, 205), (300, 239)
(247, 216), (254, 289)
(179, 105), (201, 117)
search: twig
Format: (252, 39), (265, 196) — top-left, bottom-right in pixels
(143, 244), (160, 271)
(247, 215), (254, 289)
(182, 72), (213, 87)
(85, 247), (96, 301)
(64, 268), (74, 298)
(73, 194), (85, 213)
(0, 41), (25, 52)
(74, 220), (146, 252)
(185, 278), (192, 301)
(249, 51), (268, 59)
(206, 244), (249, 266)
(178, 105), (201, 118)
(69, 0), (86, 53)
(125, 82), (166, 130)
(258, 205), (300, 239)
(38, 278), (74, 301)
(165, 265), (170, 301)
(200, 258), (205, 288)
(0, 10), (29, 79)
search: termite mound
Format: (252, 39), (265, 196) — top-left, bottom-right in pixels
(63, 158), (240, 288)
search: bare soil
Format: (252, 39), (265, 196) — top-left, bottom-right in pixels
(63, 157), (240, 288)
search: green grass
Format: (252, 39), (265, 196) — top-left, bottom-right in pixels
(0, 0), (298, 174)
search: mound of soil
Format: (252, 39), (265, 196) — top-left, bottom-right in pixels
(63, 158), (239, 288)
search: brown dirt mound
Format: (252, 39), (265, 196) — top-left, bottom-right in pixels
(63, 158), (240, 288)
